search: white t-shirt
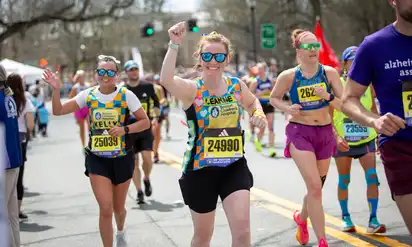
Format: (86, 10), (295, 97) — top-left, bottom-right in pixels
(18, 97), (35, 133)
(72, 83), (88, 95)
(75, 87), (141, 113)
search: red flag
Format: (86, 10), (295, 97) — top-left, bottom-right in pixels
(314, 19), (341, 72)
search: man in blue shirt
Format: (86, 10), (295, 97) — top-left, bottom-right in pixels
(0, 64), (21, 247)
(341, 0), (412, 235)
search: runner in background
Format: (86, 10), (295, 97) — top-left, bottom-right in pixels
(152, 75), (167, 163)
(154, 74), (171, 140)
(270, 29), (343, 247)
(249, 62), (276, 157)
(244, 66), (259, 142)
(69, 70), (89, 148)
(341, 0), (412, 234)
(332, 46), (385, 233)
(123, 60), (159, 204)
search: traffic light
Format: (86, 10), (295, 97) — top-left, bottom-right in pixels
(141, 22), (154, 37)
(188, 18), (199, 32)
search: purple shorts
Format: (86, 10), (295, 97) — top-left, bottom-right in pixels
(74, 106), (88, 120)
(285, 122), (336, 160)
(380, 139), (412, 200)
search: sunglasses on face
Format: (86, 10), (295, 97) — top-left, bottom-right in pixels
(96, 69), (117, 77)
(200, 52), (227, 63)
(299, 42), (321, 51)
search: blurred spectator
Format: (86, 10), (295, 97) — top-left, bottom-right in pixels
(0, 122), (8, 247)
(0, 64), (22, 247)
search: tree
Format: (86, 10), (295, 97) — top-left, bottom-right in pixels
(200, 0), (395, 69)
(0, 0), (135, 56)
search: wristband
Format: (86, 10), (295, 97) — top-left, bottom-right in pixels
(168, 41), (179, 50)
(252, 109), (265, 118)
(327, 94), (335, 103)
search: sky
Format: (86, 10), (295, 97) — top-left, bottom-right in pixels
(163, 0), (199, 13)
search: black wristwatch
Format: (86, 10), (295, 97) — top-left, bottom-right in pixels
(327, 94), (335, 102)
(124, 126), (129, 135)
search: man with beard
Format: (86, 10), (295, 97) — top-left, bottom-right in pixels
(123, 60), (160, 204)
(341, 0), (412, 234)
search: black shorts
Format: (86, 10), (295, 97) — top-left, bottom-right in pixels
(84, 151), (135, 185)
(159, 106), (169, 123)
(178, 157), (253, 214)
(261, 102), (275, 114)
(334, 139), (376, 159)
(131, 128), (154, 153)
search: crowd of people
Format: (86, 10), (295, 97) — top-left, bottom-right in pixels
(1, 0), (411, 247)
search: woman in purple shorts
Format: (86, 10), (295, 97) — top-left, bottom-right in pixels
(270, 29), (343, 247)
(69, 70), (89, 148)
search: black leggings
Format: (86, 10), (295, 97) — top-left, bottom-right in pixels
(17, 141), (28, 200)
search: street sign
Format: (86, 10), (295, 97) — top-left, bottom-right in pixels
(261, 24), (276, 50)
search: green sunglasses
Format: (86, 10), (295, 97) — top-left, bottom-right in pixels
(299, 42), (321, 51)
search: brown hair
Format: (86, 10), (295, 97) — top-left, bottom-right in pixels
(291, 29), (312, 48)
(7, 73), (26, 117)
(193, 31), (234, 71)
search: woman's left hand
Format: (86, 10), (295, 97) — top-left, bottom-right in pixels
(314, 86), (329, 100)
(109, 126), (125, 137)
(250, 113), (266, 129)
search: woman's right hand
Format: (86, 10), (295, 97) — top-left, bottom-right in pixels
(336, 136), (350, 152)
(42, 69), (60, 90)
(286, 104), (302, 116)
(168, 21), (186, 45)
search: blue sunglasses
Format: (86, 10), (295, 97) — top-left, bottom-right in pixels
(96, 69), (117, 77)
(200, 52), (227, 63)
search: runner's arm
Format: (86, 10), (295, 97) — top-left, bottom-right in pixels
(150, 85), (160, 118)
(68, 86), (76, 99)
(325, 66), (343, 111)
(370, 85), (379, 115)
(239, 80), (263, 116)
(51, 88), (80, 115)
(126, 90), (150, 133)
(159, 45), (197, 105)
(270, 69), (294, 112)
(342, 79), (379, 127)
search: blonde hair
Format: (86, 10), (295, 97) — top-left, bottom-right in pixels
(73, 70), (85, 83)
(256, 62), (267, 70)
(193, 31), (234, 71)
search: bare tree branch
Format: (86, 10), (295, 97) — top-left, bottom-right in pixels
(0, 0), (134, 44)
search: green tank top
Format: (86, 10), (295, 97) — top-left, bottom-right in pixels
(333, 77), (377, 146)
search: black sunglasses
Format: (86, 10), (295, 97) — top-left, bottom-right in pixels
(200, 52), (227, 63)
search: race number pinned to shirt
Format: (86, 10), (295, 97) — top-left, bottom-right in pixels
(204, 95), (239, 129)
(297, 82), (327, 107)
(204, 128), (243, 167)
(91, 109), (121, 157)
(402, 80), (412, 127)
(343, 118), (369, 142)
